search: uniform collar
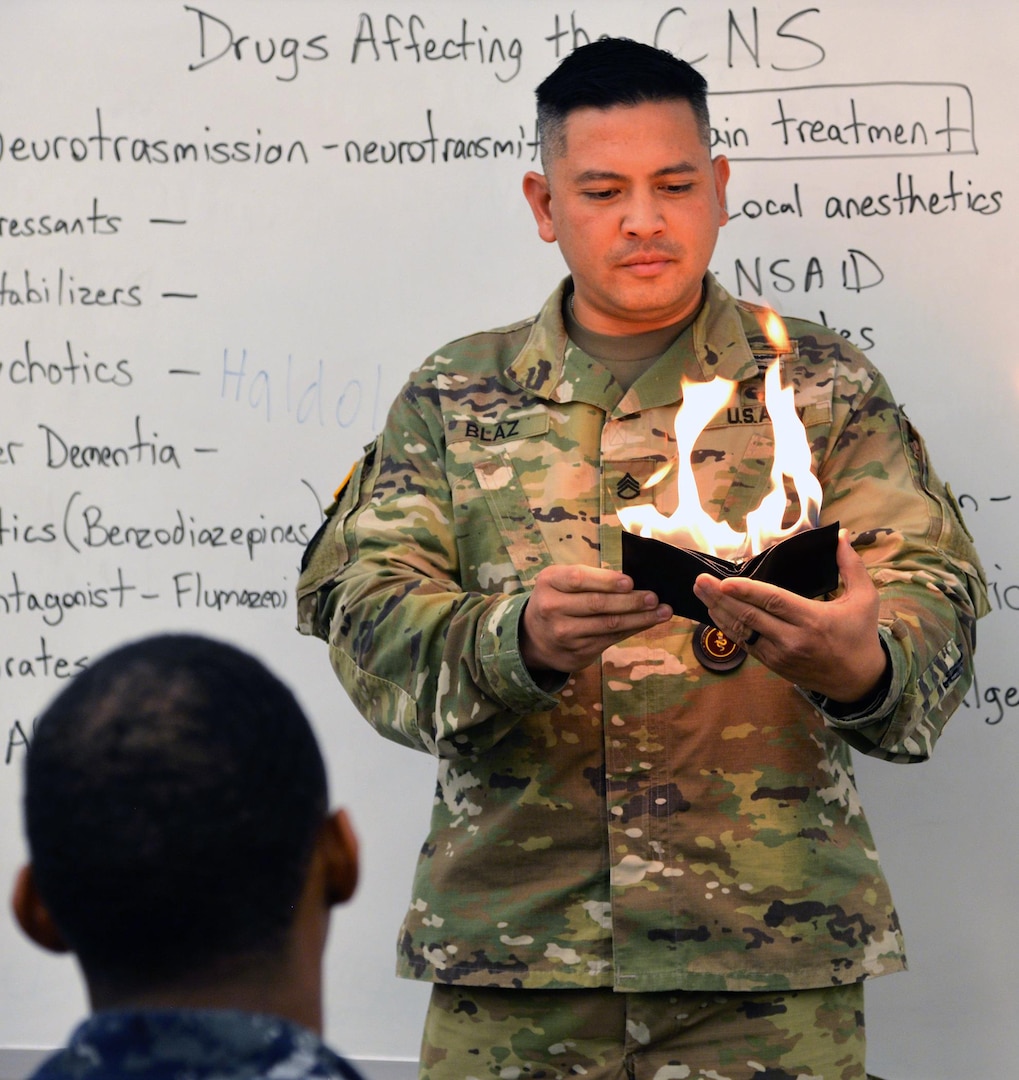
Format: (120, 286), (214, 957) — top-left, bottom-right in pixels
(505, 274), (761, 409)
(52, 1009), (353, 1077)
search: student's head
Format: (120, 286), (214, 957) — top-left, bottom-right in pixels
(12, 633), (357, 1020)
(523, 38), (729, 337)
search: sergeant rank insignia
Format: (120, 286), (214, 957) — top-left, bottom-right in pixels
(616, 473), (641, 500)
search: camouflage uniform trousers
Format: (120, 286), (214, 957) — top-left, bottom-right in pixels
(419, 983), (867, 1080)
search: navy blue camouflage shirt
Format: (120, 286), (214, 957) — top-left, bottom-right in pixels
(30, 1009), (366, 1080)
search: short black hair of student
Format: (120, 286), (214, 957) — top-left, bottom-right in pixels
(535, 37), (711, 171)
(22, 633), (329, 987)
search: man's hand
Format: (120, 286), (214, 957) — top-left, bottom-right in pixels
(692, 529), (888, 704)
(521, 565), (672, 674)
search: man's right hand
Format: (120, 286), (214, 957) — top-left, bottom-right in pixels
(520, 564), (672, 674)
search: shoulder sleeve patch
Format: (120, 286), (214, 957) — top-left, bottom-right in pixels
(295, 436), (382, 637)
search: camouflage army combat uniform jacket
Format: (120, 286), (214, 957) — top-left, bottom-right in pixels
(297, 274), (987, 994)
(29, 1010), (366, 1080)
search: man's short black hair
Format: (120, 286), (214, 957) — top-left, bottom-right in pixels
(22, 633), (328, 988)
(535, 37), (711, 171)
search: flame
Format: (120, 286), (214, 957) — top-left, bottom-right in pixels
(617, 309), (821, 563)
(761, 308), (791, 353)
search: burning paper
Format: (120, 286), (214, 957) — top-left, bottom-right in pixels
(618, 308), (838, 625)
(618, 309), (822, 565)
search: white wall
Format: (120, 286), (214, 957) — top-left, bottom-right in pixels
(1, 3), (1015, 1077)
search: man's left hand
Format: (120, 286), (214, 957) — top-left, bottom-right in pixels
(692, 529), (888, 704)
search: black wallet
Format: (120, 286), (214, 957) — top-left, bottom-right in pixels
(620, 521), (840, 623)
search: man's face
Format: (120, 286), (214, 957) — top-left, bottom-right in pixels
(523, 99), (729, 336)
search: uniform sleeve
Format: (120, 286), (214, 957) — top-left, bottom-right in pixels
(296, 370), (563, 759)
(806, 349), (988, 763)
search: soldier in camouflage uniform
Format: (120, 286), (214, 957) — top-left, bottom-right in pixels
(297, 39), (987, 1080)
(13, 634), (365, 1080)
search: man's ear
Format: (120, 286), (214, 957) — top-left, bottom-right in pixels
(712, 154), (731, 227)
(11, 865), (70, 954)
(522, 172), (557, 244)
(322, 809), (359, 907)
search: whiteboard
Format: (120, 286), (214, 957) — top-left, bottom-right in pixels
(0, 3), (1015, 1078)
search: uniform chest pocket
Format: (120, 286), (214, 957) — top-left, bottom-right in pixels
(605, 436), (777, 534)
(471, 454), (554, 586)
(445, 410), (554, 590)
(607, 416), (832, 539)
(449, 431), (601, 588)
